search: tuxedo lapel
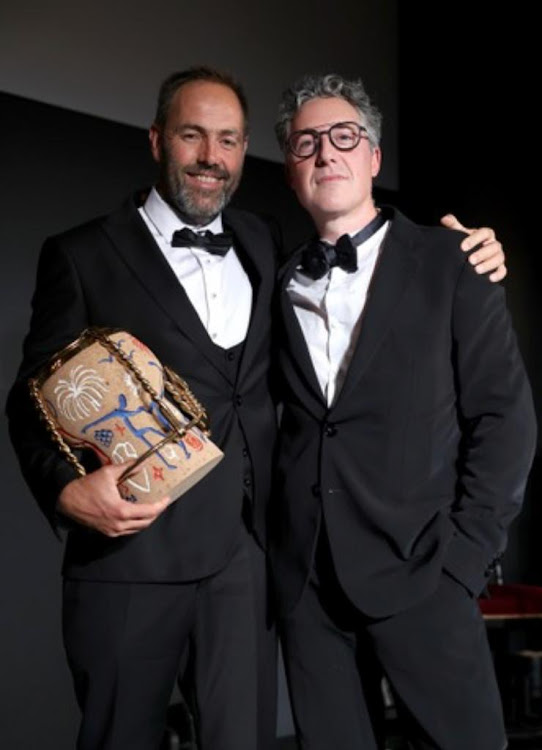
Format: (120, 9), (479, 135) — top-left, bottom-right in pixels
(279, 251), (327, 407)
(101, 196), (228, 375)
(335, 211), (420, 407)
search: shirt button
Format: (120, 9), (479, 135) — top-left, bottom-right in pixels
(311, 484), (321, 497)
(324, 422), (337, 437)
(243, 476), (252, 487)
(211, 333), (217, 340)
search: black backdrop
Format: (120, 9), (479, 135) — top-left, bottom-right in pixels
(1, 8), (540, 747)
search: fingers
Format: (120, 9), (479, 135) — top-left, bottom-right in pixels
(466, 239), (505, 274)
(440, 215), (497, 250)
(57, 465), (172, 537)
(459, 226), (496, 252)
(85, 491), (171, 537)
(440, 213), (466, 232)
(489, 265), (508, 282)
(104, 496), (172, 536)
(104, 495), (172, 537)
(441, 215), (506, 282)
(467, 238), (507, 281)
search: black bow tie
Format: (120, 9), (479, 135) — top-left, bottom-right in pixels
(300, 212), (386, 280)
(171, 227), (233, 256)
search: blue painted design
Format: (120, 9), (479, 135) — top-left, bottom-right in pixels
(94, 429), (113, 447)
(81, 393), (190, 469)
(98, 339), (128, 364)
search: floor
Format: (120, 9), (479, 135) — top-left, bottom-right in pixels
(278, 734), (542, 749)
(277, 722), (542, 749)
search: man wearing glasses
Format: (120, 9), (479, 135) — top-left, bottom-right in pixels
(6, 65), (510, 750)
(272, 74), (536, 749)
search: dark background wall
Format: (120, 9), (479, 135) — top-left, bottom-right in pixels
(0, 0), (399, 188)
(396, 5), (541, 587)
(1, 5), (540, 748)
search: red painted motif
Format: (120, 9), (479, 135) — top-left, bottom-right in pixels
(184, 433), (203, 451)
(129, 336), (152, 354)
(152, 465), (165, 481)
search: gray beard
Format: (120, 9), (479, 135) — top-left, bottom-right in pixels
(167, 177), (230, 226)
(161, 162), (240, 227)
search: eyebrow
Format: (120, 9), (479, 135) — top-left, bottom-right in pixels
(173, 123), (245, 137)
(293, 119), (363, 132)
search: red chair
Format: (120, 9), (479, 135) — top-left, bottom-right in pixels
(478, 572), (542, 742)
(479, 582), (542, 620)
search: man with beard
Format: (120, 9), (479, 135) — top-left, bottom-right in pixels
(6, 67), (278, 750)
(7, 66), (506, 750)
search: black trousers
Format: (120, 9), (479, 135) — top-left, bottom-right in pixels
(179, 524), (278, 750)
(280, 534), (506, 750)
(247, 525), (278, 750)
(63, 527), (274, 750)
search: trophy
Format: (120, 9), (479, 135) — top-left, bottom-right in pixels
(28, 327), (223, 504)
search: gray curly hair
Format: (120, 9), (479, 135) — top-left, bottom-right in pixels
(275, 73), (382, 153)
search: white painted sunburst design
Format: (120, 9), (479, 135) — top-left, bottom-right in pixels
(54, 365), (109, 421)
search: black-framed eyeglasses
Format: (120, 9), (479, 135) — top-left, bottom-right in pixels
(286, 121), (368, 158)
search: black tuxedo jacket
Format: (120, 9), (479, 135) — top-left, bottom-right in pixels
(7, 193), (278, 582)
(271, 208), (537, 618)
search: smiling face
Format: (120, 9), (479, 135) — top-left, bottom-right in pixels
(149, 80), (247, 226)
(286, 96), (381, 239)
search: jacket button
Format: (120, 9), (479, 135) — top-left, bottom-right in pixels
(243, 476), (252, 487)
(324, 422), (337, 437)
(227, 351), (236, 361)
(311, 484), (321, 497)
(235, 395), (243, 406)
(242, 447), (249, 458)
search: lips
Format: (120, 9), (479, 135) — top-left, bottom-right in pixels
(190, 175), (221, 188)
(314, 170), (347, 183)
(188, 173), (222, 181)
(185, 168), (229, 183)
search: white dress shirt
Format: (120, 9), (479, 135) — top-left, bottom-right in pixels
(287, 221), (389, 405)
(139, 188), (252, 348)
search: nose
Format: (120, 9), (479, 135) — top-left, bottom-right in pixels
(198, 136), (220, 166)
(315, 132), (336, 165)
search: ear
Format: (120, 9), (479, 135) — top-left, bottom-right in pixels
(149, 123), (162, 163)
(371, 146), (382, 178)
